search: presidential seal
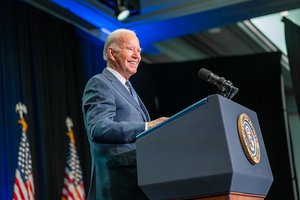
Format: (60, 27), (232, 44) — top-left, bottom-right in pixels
(237, 113), (260, 164)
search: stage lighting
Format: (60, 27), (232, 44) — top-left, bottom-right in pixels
(97, 0), (141, 21)
(116, 0), (130, 21)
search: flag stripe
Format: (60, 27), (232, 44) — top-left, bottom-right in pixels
(14, 170), (26, 200)
(13, 178), (23, 200)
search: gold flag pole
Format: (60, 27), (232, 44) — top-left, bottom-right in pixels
(15, 102), (28, 133)
(65, 116), (78, 185)
(66, 117), (75, 145)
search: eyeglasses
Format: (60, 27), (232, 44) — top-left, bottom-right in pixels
(109, 45), (142, 54)
(123, 46), (142, 54)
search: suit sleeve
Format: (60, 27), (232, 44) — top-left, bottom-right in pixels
(82, 76), (146, 144)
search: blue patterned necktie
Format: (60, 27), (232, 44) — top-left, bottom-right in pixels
(125, 81), (140, 105)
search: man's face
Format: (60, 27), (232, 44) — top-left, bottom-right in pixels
(109, 33), (141, 80)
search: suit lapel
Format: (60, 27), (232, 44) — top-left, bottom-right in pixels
(103, 69), (150, 121)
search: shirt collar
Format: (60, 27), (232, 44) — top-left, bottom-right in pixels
(106, 66), (127, 86)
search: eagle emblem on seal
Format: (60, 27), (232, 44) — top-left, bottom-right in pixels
(237, 113), (260, 164)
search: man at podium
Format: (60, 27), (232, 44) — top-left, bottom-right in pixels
(82, 28), (167, 200)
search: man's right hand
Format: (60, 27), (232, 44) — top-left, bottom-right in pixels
(147, 117), (169, 129)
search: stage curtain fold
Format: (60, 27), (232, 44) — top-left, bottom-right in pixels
(283, 17), (300, 115)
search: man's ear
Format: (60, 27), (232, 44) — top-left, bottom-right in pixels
(108, 48), (116, 61)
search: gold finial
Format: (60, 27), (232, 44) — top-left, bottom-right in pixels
(66, 117), (75, 144)
(15, 102), (27, 119)
(15, 102), (28, 133)
(65, 117), (73, 131)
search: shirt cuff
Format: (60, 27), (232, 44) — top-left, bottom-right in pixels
(145, 122), (148, 131)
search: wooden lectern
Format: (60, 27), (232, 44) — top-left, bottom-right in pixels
(136, 94), (273, 200)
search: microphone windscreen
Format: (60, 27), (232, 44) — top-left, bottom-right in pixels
(198, 68), (211, 81)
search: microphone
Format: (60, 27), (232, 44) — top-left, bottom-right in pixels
(198, 68), (239, 99)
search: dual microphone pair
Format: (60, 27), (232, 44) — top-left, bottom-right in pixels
(198, 68), (239, 99)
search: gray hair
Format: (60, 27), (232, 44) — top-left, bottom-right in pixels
(103, 29), (137, 61)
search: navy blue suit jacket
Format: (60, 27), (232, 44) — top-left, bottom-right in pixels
(82, 68), (150, 200)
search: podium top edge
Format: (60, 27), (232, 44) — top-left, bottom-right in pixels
(136, 96), (209, 140)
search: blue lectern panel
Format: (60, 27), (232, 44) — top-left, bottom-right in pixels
(136, 94), (273, 200)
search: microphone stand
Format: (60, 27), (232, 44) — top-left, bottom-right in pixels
(216, 78), (239, 100)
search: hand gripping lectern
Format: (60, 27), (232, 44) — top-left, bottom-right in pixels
(136, 94), (273, 200)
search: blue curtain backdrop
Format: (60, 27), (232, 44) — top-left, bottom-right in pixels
(0, 1), (104, 199)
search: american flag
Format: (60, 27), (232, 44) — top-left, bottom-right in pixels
(12, 117), (35, 200)
(61, 121), (86, 200)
